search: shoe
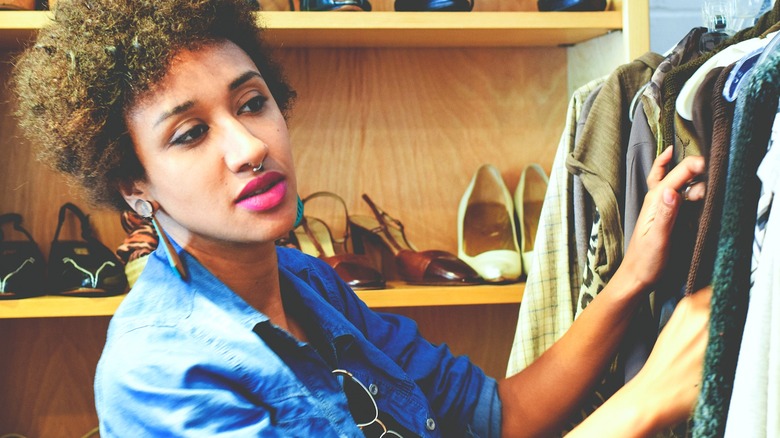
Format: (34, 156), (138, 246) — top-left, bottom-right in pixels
(0, 213), (46, 299)
(291, 192), (385, 290)
(537, 0), (606, 11)
(395, 0), (473, 11)
(514, 164), (548, 276)
(350, 194), (482, 286)
(458, 164), (522, 283)
(290, 0), (371, 11)
(48, 203), (128, 297)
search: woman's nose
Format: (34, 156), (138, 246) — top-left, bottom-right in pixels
(222, 120), (269, 173)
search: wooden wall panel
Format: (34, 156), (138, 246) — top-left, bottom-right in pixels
(0, 317), (109, 436)
(280, 47), (565, 254)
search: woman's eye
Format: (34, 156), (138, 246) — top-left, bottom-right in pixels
(171, 124), (209, 145)
(239, 95), (267, 114)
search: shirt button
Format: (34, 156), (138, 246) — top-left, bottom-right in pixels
(426, 418), (436, 431)
(368, 383), (379, 396)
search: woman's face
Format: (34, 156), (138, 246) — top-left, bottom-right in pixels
(123, 40), (297, 251)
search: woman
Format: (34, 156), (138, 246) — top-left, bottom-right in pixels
(12, 0), (710, 436)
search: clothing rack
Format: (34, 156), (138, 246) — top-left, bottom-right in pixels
(507, 2), (780, 435)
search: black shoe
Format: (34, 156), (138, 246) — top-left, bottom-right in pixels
(537, 0), (606, 11)
(394, 0), (473, 11)
(0, 213), (46, 299)
(291, 0), (372, 11)
(48, 203), (128, 297)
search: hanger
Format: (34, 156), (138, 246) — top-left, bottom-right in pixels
(722, 28), (780, 102)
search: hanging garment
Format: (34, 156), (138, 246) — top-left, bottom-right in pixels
(689, 66), (725, 159)
(642, 27), (707, 154)
(567, 52), (663, 316)
(573, 85), (602, 280)
(619, 100), (658, 383)
(686, 64), (737, 295)
(692, 48), (780, 438)
(506, 76), (605, 376)
(677, 31), (780, 122)
(723, 101), (780, 438)
(661, 0), (780, 164)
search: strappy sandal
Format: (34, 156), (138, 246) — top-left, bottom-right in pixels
(48, 203), (128, 297)
(350, 194), (482, 286)
(0, 213), (46, 299)
(290, 192), (385, 290)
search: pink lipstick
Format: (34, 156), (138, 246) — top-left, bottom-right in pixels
(236, 171), (287, 212)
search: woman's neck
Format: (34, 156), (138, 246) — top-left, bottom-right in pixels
(184, 239), (306, 341)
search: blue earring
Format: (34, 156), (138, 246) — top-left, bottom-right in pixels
(294, 195), (304, 228)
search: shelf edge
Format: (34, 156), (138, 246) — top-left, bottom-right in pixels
(0, 10), (623, 49)
(0, 283), (523, 318)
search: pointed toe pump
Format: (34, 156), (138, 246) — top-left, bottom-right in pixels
(514, 163), (549, 276)
(292, 192), (385, 290)
(458, 164), (522, 283)
(350, 194), (482, 286)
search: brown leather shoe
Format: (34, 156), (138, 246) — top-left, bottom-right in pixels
(292, 192), (385, 290)
(350, 194), (482, 286)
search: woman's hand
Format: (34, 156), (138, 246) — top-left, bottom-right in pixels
(567, 286), (712, 437)
(627, 285), (712, 430)
(619, 147), (706, 291)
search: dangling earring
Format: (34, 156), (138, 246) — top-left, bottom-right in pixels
(294, 195), (304, 228)
(135, 200), (187, 280)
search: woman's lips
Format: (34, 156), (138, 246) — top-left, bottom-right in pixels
(236, 171), (288, 212)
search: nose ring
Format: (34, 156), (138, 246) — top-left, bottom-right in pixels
(248, 161), (264, 173)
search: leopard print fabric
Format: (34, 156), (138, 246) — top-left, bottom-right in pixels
(116, 210), (157, 263)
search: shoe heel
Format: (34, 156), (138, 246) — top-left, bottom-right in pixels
(349, 222), (398, 281)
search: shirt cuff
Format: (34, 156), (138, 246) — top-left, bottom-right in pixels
(469, 377), (502, 438)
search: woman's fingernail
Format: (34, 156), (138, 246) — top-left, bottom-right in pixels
(664, 187), (675, 205)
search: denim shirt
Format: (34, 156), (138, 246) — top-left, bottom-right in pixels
(94, 245), (501, 437)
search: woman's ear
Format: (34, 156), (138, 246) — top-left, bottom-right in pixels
(118, 179), (150, 211)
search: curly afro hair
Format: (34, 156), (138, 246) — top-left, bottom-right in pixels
(12, 0), (296, 211)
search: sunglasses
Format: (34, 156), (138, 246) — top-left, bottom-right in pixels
(332, 369), (403, 438)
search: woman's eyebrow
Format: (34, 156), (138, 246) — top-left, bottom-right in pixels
(154, 101), (195, 127)
(152, 71), (262, 127)
(229, 71), (263, 91)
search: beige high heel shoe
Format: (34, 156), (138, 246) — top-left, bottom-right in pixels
(457, 164), (522, 283)
(514, 163), (549, 276)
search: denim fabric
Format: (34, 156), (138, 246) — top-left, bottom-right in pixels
(95, 244), (499, 437)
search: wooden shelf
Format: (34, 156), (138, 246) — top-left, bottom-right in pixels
(0, 282), (523, 319)
(0, 10), (622, 49)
